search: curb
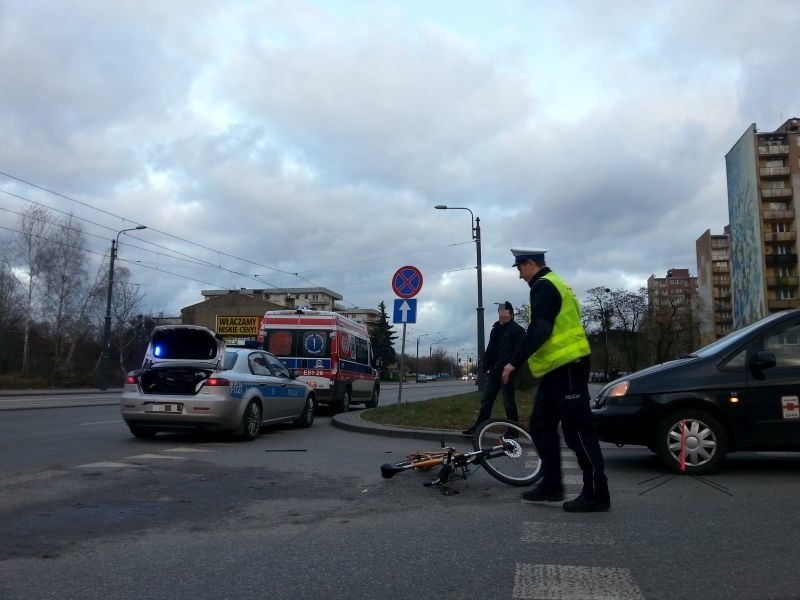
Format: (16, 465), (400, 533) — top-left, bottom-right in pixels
(331, 409), (469, 444)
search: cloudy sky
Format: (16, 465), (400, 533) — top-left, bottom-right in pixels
(2, 0), (799, 358)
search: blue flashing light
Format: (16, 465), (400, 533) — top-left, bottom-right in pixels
(154, 345), (162, 357)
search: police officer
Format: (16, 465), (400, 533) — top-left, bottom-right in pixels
(502, 248), (610, 512)
(462, 301), (526, 436)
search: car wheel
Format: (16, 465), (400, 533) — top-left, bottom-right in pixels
(128, 424), (157, 439)
(334, 389), (351, 414)
(293, 396), (315, 428)
(365, 385), (379, 409)
(235, 400), (262, 441)
(654, 409), (728, 474)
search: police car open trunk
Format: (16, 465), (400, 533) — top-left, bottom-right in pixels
(138, 326), (225, 395)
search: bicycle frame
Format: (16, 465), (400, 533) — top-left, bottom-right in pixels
(380, 438), (517, 493)
(380, 418), (542, 494)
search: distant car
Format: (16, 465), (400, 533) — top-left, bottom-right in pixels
(592, 309), (800, 473)
(121, 325), (315, 440)
(416, 374), (428, 383)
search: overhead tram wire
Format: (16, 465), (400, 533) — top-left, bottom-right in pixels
(0, 171), (299, 279)
(1, 170), (481, 296)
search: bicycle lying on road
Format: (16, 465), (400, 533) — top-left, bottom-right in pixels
(380, 418), (541, 494)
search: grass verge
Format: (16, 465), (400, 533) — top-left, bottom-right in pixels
(361, 391), (534, 430)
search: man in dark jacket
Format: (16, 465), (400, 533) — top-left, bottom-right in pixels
(462, 301), (526, 435)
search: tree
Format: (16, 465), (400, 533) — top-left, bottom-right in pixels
(369, 301), (397, 378)
(42, 215), (96, 377)
(611, 288), (648, 372)
(8, 206), (54, 376)
(584, 286), (615, 378)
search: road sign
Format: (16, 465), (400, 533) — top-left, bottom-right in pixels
(392, 265), (423, 299)
(393, 298), (417, 324)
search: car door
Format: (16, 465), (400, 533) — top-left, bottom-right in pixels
(265, 352), (307, 417)
(744, 316), (800, 444)
(247, 351), (291, 420)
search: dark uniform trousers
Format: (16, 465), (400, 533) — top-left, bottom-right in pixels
(529, 355), (609, 500)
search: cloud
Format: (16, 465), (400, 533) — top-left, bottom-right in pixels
(2, 0), (800, 356)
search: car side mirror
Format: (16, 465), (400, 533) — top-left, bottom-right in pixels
(750, 351), (777, 371)
(289, 369), (299, 379)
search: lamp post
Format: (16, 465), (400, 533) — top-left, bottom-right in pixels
(434, 205), (485, 389)
(602, 287), (611, 380)
(100, 225), (146, 391)
(415, 333), (429, 378)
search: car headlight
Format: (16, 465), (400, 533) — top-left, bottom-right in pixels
(607, 380), (629, 398)
(595, 380), (635, 408)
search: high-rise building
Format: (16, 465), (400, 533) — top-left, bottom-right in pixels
(725, 118), (800, 327)
(696, 226), (733, 344)
(646, 269), (700, 360)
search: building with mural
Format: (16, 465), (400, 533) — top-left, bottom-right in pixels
(726, 119), (800, 326)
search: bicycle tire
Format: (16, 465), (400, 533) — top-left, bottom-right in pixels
(472, 418), (541, 487)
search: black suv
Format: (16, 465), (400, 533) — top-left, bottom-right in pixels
(592, 309), (800, 473)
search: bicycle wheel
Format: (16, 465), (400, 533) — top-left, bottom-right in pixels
(472, 418), (541, 486)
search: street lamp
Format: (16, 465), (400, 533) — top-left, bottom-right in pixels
(415, 333), (429, 377)
(602, 287), (611, 380)
(434, 205), (485, 389)
(100, 225), (146, 390)
(430, 337), (448, 359)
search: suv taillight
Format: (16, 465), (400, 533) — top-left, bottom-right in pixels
(126, 375), (139, 385)
(206, 377), (231, 387)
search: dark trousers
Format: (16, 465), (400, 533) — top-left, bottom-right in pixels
(529, 356), (609, 500)
(474, 370), (518, 425)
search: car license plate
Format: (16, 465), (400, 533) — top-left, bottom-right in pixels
(146, 403), (183, 413)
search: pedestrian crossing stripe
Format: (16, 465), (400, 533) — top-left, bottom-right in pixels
(513, 564), (643, 599)
(521, 522), (614, 545)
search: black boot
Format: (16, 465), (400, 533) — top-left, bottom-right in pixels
(562, 494), (610, 513)
(521, 483), (564, 502)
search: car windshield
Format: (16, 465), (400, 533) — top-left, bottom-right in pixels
(691, 312), (787, 359)
(223, 351), (238, 370)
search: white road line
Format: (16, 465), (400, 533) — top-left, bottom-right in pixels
(80, 420), (123, 426)
(513, 564), (644, 599)
(125, 454), (188, 460)
(75, 462), (144, 468)
(521, 522), (614, 546)
(0, 470), (71, 486)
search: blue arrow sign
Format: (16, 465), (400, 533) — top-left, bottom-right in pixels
(393, 298), (417, 324)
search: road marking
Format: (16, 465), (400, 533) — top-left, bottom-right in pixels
(126, 454), (188, 460)
(0, 469), (71, 486)
(513, 564), (644, 599)
(521, 522), (614, 545)
(75, 462), (144, 468)
(80, 420), (123, 426)
(164, 447), (215, 453)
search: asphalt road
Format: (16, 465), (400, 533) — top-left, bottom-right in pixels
(2, 393), (800, 599)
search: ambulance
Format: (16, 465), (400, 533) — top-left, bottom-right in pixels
(260, 309), (380, 413)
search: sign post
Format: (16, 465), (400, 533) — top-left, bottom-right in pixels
(392, 266), (423, 405)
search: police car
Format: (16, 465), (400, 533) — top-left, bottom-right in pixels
(121, 325), (315, 440)
(593, 309), (800, 474)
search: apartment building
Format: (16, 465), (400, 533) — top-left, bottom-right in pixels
(726, 118), (800, 327)
(696, 227), (733, 344)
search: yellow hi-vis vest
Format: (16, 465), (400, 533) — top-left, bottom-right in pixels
(527, 272), (591, 377)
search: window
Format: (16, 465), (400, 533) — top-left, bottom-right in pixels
(778, 289), (797, 300)
(249, 352), (271, 376)
(266, 353), (291, 378)
(774, 222), (790, 233)
(764, 322), (800, 367)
